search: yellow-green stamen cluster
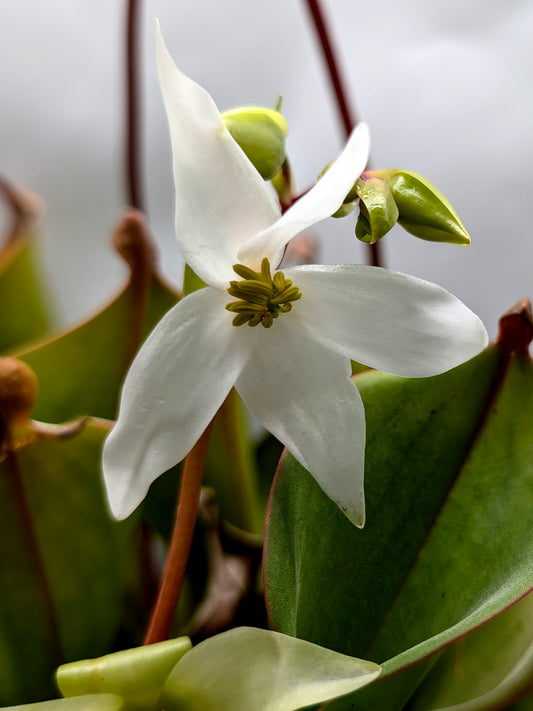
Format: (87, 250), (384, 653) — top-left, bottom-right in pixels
(226, 257), (302, 328)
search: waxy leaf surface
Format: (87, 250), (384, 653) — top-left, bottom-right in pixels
(409, 590), (533, 710)
(265, 343), (533, 710)
(160, 627), (380, 710)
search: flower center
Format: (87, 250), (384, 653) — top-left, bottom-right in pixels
(226, 257), (302, 328)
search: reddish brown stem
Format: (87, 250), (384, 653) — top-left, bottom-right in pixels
(125, 0), (144, 211)
(303, 0), (382, 268)
(144, 422), (214, 644)
(305, 0), (355, 138)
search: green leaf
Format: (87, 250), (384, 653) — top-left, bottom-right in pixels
(0, 421), (138, 705)
(264, 340), (533, 710)
(160, 627), (380, 710)
(57, 637), (191, 710)
(13, 213), (178, 423)
(0, 181), (51, 351)
(409, 591), (533, 710)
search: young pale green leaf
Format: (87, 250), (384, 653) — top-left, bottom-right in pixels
(408, 591), (533, 711)
(264, 329), (533, 710)
(57, 637), (191, 709)
(2, 695), (126, 711)
(159, 627), (381, 710)
(0, 421), (138, 706)
(13, 212), (178, 423)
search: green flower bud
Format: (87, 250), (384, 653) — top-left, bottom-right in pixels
(385, 170), (470, 246)
(354, 177), (399, 244)
(332, 200), (357, 218)
(222, 107), (288, 180)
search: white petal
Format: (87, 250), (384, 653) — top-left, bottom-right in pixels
(102, 287), (254, 519)
(156, 23), (280, 286)
(161, 627), (381, 711)
(288, 264), (488, 377)
(237, 123), (370, 269)
(235, 320), (366, 526)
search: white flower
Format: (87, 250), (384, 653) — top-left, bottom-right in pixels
(102, 24), (488, 526)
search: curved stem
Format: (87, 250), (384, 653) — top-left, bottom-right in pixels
(144, 422), (214, 644)
(303, 0), (383, 268)
(125, 0), (144, 211)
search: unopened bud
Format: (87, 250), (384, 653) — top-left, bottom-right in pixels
(332, 201), (357, 219)
(385, 170), (470, 246)
(222, 107), (288, 180)
(355, 177), (399, 244)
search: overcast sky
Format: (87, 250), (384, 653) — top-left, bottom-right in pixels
(1, 0), (532, 337)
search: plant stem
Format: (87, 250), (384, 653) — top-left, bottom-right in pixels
(125, 0), (144, 211)
(303, 0), (383, 268)
(144, 422), (214, 644)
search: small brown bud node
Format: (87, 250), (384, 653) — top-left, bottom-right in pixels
(0, 357), (39, 424)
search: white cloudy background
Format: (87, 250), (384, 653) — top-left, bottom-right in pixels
(1, 0), (532, 337)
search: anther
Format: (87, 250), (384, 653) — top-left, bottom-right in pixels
(225, 258), (302, 329)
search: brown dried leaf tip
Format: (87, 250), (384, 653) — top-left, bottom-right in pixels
(497, 299), (533, 355)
